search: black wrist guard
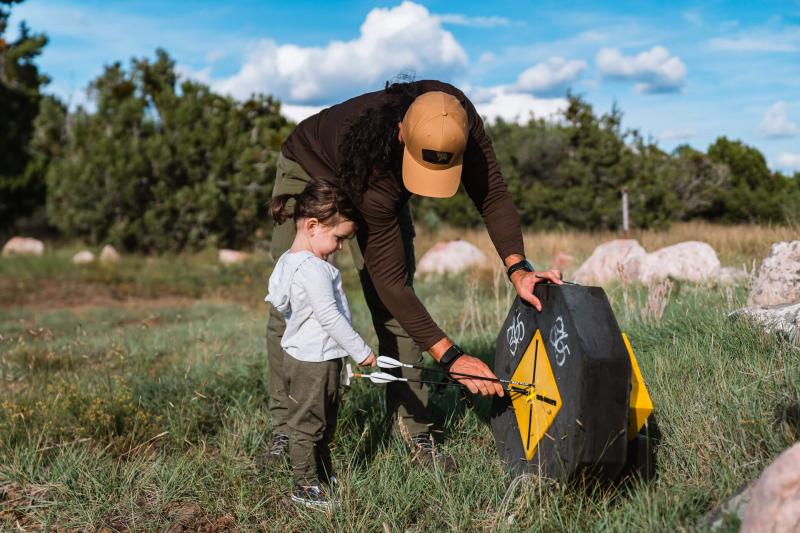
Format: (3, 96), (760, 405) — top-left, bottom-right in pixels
(439, 344), (465, 372)
(506, 259), (534, 279)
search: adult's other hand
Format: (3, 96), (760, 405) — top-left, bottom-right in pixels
(510, 269), (563, 311)
(448, 355), (505, 397)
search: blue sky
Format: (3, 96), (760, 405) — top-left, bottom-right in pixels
(10, 0), (800, 173)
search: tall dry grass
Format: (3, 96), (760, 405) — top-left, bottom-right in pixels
(414, 221), (799, 275)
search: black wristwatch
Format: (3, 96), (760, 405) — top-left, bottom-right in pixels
(439, 343), (465, 372)
(506, 259), (534, 279)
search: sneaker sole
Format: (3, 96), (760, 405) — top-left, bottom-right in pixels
(290, 494), (332, 511)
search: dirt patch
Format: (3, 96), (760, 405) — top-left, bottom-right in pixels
(0, 277), (203, 312)
(164, 501), (238, 533)
(0, 482), (239, 532)
(0, 278), (116, 308)
(0, 278), (211, 312)
(0, 479), (59, 531)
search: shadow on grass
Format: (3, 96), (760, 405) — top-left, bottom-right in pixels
(337, 339), (499, 467)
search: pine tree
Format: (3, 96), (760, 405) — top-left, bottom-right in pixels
(0, 0), (50, 233)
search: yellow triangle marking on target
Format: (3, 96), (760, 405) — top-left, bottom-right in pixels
(622, 333), (654, 440)
(511, 329), (562, 460)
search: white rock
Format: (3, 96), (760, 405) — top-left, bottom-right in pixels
(572, 240), (646, 284)
(2, 236), (44, 257)
(416, 240), (487, 276)
(748, 241), (800, 306)
(99, 245), (121, 263)
(741, 443), (800, 532)
(72, 250), (95, 265)
(219, 249), (250, 265)
(731, 303), (800, 342)
(550, 251), (575, 271)
(717, 267), (750, 286)
(637, 241), (721, 284)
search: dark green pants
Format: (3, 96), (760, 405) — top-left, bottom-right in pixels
(266, 153), (431, 438)
(284, 354), (341, 486)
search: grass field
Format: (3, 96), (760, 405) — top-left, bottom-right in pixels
(1, 223), (799, 531)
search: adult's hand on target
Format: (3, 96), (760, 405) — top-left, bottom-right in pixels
(510, 269), (563, 311)
(449, 355), (505, 397)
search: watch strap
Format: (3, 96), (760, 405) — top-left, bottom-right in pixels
(507, 259), (534, 279)
(439, 344), (464, 372)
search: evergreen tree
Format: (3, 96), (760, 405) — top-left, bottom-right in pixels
(418, 96), (678, 232)
(47, 49), (292, 251)
(707, 136), (792, 222)
(0, 0), (50, 233)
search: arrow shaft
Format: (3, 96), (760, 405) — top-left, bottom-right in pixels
(378, 355), (532, 388)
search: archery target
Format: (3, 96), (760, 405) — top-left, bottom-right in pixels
(491, 284), (632, 481)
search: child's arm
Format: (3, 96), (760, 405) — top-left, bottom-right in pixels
(300, 261), (374, 366)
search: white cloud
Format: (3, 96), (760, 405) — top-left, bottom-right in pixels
(513, 57), (587, 96)
(478, 52), (496, 64)
(596, 45), (687, 94)
(682, 10), (703, 26)
(470, 87), (567, 124)
(176, 64), (213, 85)
(776, 153), (800, 172)
(758, 101), (799, 138)
(281, 104), (327, 124)
(708, 37), (796, 52)
(658, 128), (696, 141)
(214, 1), (467, 103)
(436, 13), (512, 27)
(707, 24), (800, 52)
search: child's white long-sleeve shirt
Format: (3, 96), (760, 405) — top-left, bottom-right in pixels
(265, 250), (372, 364)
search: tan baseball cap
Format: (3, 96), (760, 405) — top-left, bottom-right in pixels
(401, 91), (468, 198)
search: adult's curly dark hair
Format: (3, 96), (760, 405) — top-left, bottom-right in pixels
(337, 80), (422, 202)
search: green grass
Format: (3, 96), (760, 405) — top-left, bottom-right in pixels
(1, 249), (798, 531)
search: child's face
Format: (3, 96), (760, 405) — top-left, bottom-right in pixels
(305, 217), (356, 261)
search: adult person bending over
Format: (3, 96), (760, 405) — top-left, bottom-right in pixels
(264, 80), (562, 469)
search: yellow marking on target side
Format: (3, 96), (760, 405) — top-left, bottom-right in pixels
(511, 329), (562, 460)
(622, 333), (654, 440)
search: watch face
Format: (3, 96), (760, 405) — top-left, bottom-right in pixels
(490, 284), (640, 482)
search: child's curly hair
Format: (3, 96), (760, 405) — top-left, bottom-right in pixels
(270, 179), (358, 226)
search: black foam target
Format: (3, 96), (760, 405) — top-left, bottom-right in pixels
(490, 283), (632, 481)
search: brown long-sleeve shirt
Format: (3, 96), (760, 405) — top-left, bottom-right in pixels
(282, 80), (524, 351)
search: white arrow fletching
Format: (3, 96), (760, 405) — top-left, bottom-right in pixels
(377, 355), (408, 369)
(369, 371), (402, 384)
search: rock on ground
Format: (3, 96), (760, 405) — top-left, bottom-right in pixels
(717, 266), (750, 286)
(706, 483), (752, 531)
(416, 240), (487, 276)
(637, 241), (721, 284)
(748, 240), (800, 307)
(550, 251), (575, 271)
(572, 239), (646, 284)
(72, 250), (95, 264)
(218, 249), (250, 265)
(731, 303), (800, 343)
(741, 443), (800, 533)
(2, 236), (44, 257)
(99, 245), (121, 263)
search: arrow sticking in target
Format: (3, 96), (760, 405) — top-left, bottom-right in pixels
(376, 355), (538, 389)
(352, 356), (557, 405)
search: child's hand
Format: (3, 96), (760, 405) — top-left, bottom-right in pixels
(359, 352), (377, 367)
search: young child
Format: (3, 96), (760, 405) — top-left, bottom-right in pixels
(265, 179), (376, 510)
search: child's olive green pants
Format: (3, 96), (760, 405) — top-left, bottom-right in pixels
(283, 354), (341, 486)
(266, 153), (432, 445)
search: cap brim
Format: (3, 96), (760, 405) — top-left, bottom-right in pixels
(402, 146), (462, 198)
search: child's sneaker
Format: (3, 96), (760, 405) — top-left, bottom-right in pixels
(290, 484), (331, 510)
